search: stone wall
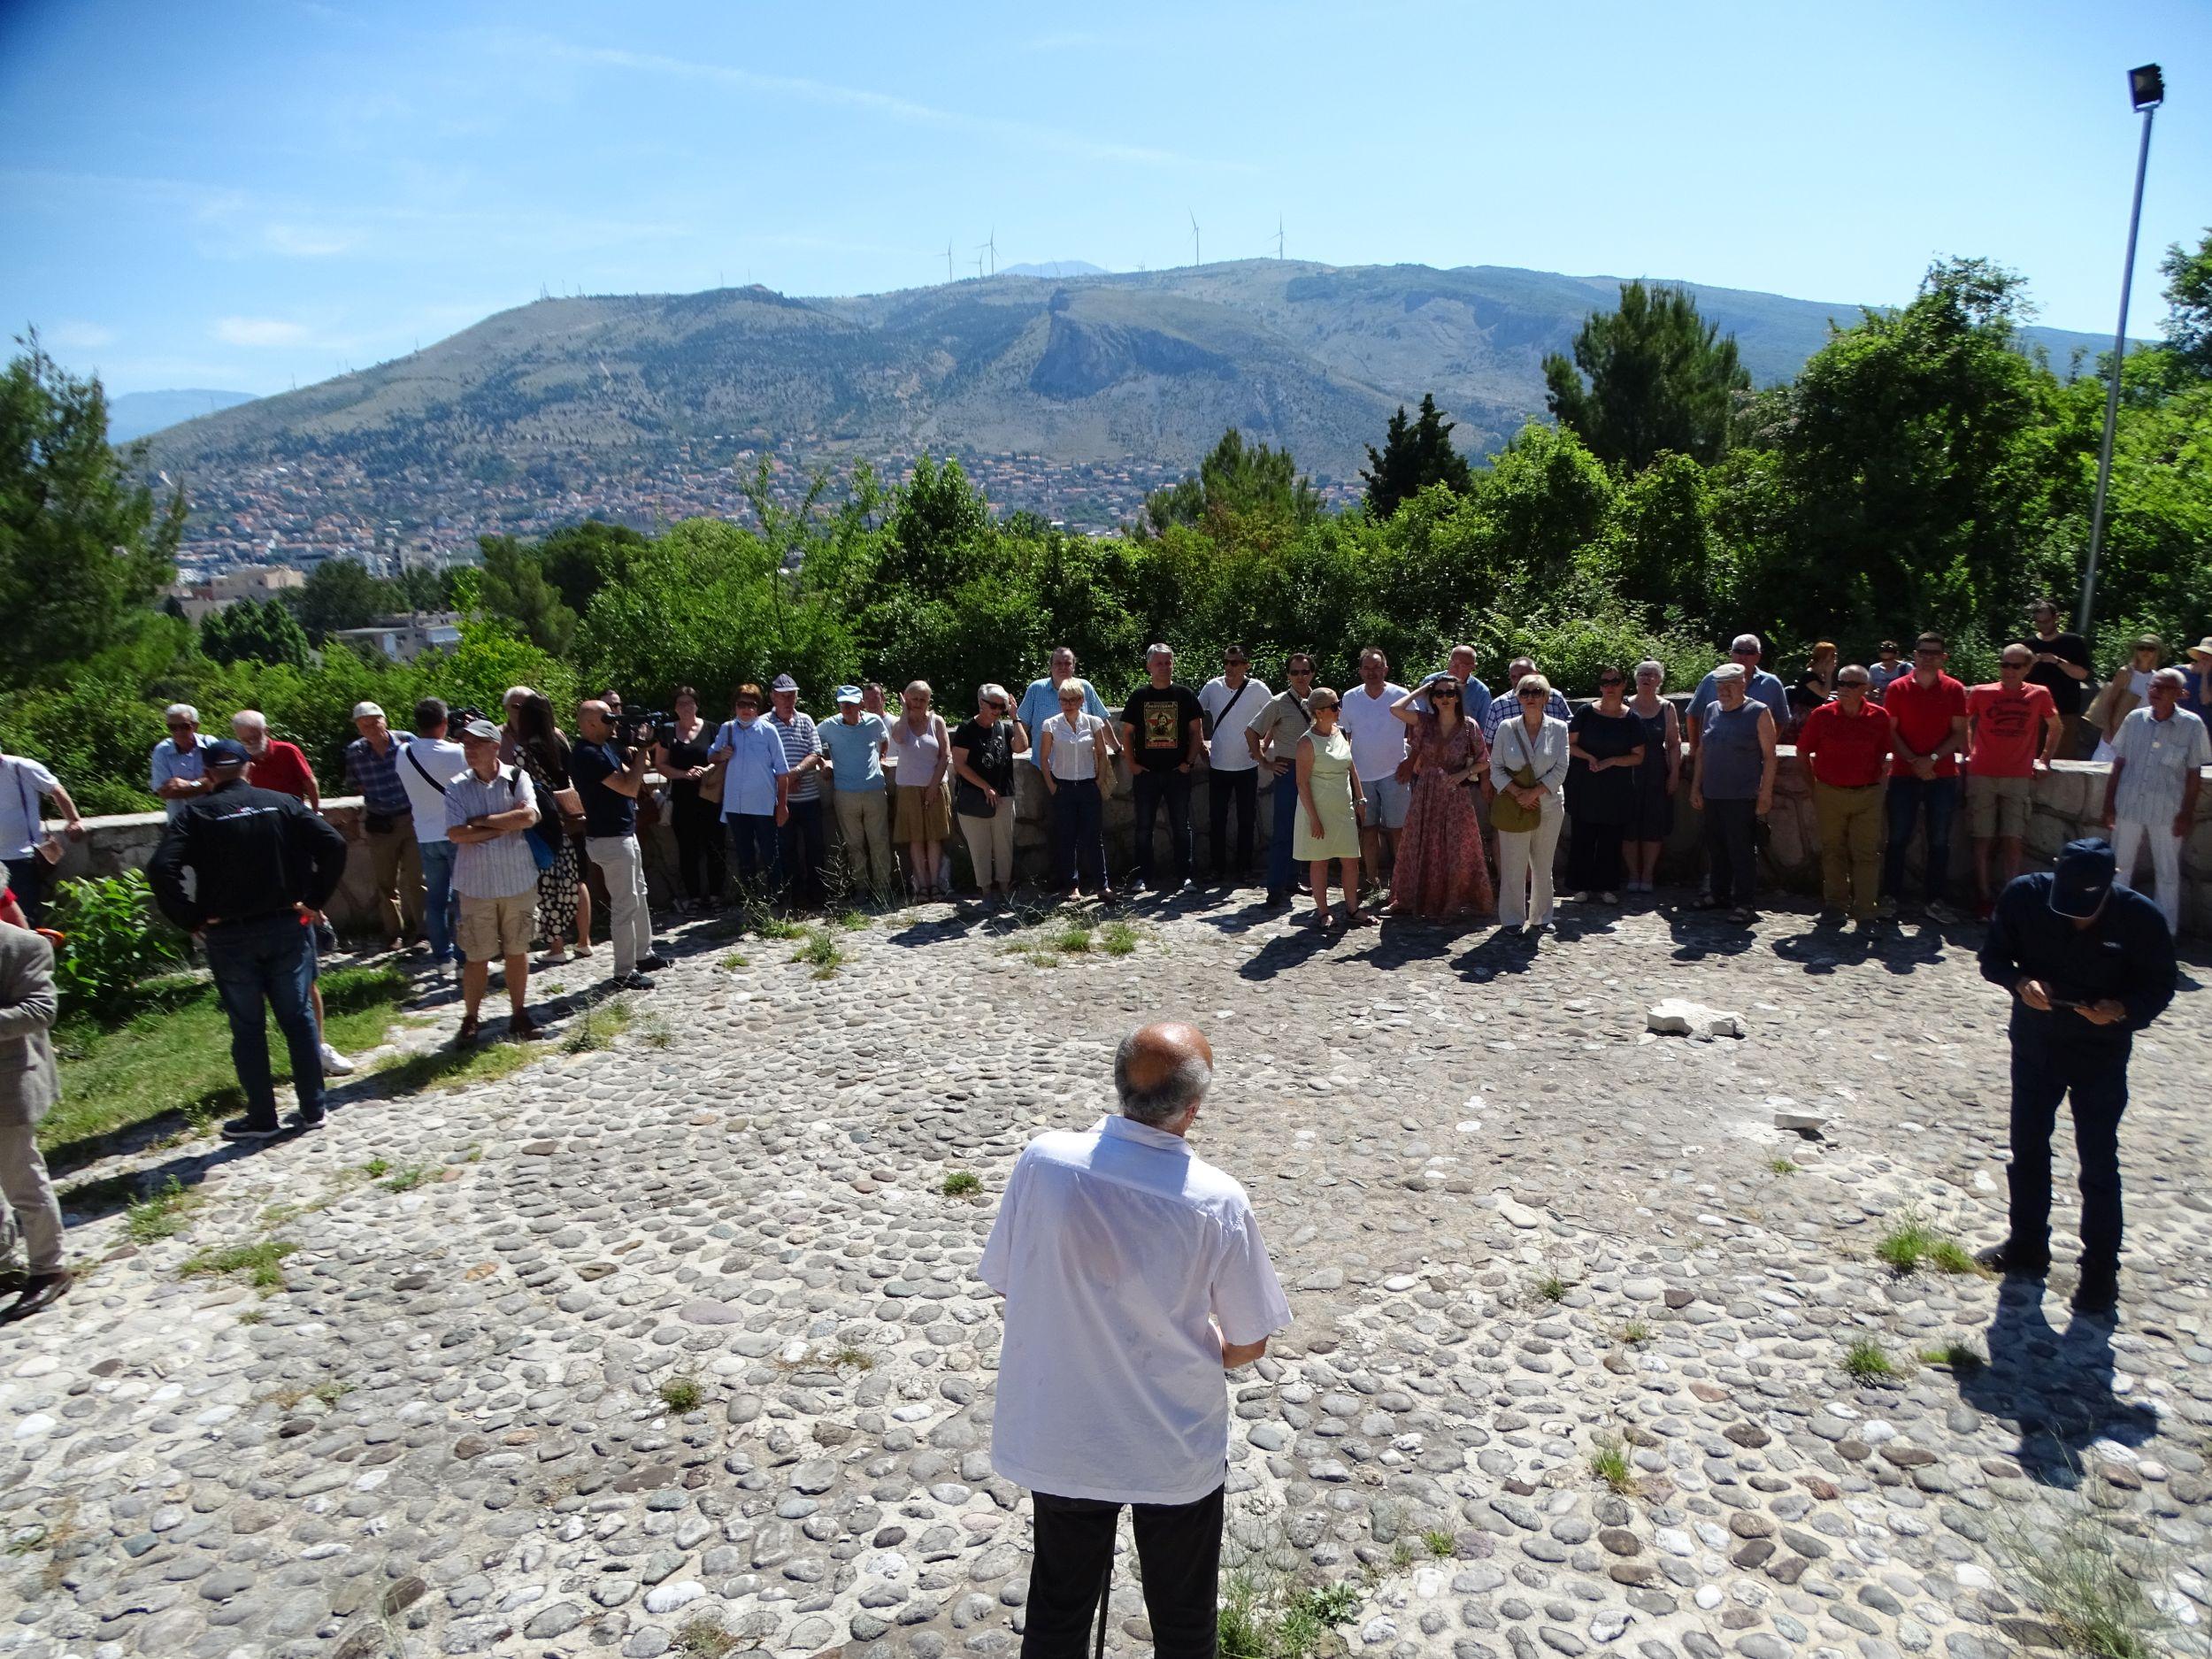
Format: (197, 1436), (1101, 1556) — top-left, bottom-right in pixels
(50, 752), (2212, 937)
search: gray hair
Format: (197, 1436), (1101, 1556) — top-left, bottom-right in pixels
(979, 682), (1011, 710)
(1731, 634), (1763, 654)
(1114, 1032), (1213, 1127)
(163, 703), (199, 724)
(503, 685), (533, 709)
(1146, 642), (1172, 662)
(231, 709), (267, 733)
(1633, 660), (1664, 682)
(2152, 666), (2188, 691)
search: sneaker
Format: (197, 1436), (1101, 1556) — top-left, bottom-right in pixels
(1973, 1240), (2050, 1278)
(5, 1271), (73, 1321)
(2070, 1262), (2119, 1317)
(507, 1013), (546, 1042)
(611, 971), (657, 991)
(636, 955), (672, 972)
(319, 1042), (356, 1076)
(219, 1118), (284, 1141)
(289, 1110), (327, 1133)
(454, 1013), (481, 1047)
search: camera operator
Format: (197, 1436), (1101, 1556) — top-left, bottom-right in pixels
(572, 700), (668, 991)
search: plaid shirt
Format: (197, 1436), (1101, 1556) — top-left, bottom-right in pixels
(444, 764), (541, 899)
(344, 734), (412, 817)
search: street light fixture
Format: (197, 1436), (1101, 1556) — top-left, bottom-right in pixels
(2078, 65), (2164, 635)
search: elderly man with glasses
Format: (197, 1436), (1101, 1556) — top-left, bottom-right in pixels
(2101, 667), (2208, 936)
(1796, 666), (1897, 925)
(1198, 646), (1271, 887)
(1248, 653), (1318, 906)
(1686, 634), (1789, 754)
(150, 703), (211, 819)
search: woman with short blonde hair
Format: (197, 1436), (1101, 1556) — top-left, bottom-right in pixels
(887, 680), (952, 899)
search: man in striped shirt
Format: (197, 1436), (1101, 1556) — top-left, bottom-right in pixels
(445, 719), (545, 1046)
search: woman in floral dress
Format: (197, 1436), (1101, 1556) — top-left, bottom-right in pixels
(1386, 678), (1494, 918)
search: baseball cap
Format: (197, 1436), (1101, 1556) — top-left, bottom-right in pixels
(834, 685), (863, 704)
(204, 738), (251, 767)
(1711, 663), (1747, 683)
(2049, 838), (2117, 919)
(351, 701), (385, 720)
(771, 673), (799, 692)
(460, 718), (503, 742)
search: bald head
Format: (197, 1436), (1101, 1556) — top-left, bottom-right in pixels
(1113, 1022), (1215, 1132)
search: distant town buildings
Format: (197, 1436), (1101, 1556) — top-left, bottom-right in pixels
(165, 563), (305, 623)
(329, 612), (465, 663)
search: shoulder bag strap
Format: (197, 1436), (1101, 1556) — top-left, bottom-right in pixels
(404, 741), (447, 795)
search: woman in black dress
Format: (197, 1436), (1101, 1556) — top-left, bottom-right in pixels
(654, 686), (725, 910)
(1565, 666), (1647, 903)
(512, 691), (590, 962)
(1624, 660), (1682, 894)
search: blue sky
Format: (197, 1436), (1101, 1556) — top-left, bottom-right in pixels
(4, 0), (2206, 397)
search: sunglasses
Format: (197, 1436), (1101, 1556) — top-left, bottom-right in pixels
(1431, 687), (1461, 698)
(1517, 691), (1547, 701)
(1599, 678), (1624, 687)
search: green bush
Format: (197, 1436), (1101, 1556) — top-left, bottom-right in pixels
(47, 871), (185, 1020)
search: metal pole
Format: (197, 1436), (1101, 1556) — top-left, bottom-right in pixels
(2078, 103), (2156, 635)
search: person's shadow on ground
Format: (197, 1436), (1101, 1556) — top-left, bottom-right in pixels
(1957, 1278), (2156, 1489)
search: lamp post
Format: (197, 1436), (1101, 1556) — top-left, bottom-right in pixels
(2077, 64), (2164, 636)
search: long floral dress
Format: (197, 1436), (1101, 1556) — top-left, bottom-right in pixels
(519, 738), (582, 943)
(1391, 717), (1494, 918)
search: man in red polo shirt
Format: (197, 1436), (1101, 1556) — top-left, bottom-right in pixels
(232, 710), (320, 805)
(1796, 664), (1895, 924)
(1965, 645), (2065, 918)
(1881, 633), (1970, 923)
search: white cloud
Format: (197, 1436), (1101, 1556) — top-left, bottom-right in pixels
(50, 321), (117, 349)
(213, 318), (311, 347)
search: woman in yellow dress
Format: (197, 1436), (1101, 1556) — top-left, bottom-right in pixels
(1294, 687), (1371, 928)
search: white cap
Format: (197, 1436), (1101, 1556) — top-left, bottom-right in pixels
(351, 701), (384, 720)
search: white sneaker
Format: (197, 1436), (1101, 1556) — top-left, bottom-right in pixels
(319, 1042), (356, 1076)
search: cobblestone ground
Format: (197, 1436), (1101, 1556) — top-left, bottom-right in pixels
(3, 891), (2209, 1659)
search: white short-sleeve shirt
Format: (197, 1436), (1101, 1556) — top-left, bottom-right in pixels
(1336, 682), (1409, 784)
(979, 1114), (1291, 1505)
(2110, 706), (2210, 826)
(1198, 676), (1271, 773)
(0, 755), (59, 862)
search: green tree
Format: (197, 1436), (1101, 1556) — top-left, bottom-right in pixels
(879, 456), (992, 592)
(289, 557), (388, 639)
(476, 535), (579, 655)
(1543, 281), (1750, 472)
(537, 519), (650, 614)
(1141, 428), (1320, 539)
(0, 334), (184, 687)
(1361, 394), (1474, 518)
(202, 598), (311, 668)
(2159, 227), (2212, 379)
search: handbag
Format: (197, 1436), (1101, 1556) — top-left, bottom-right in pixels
(1487, 719), (1544, 833)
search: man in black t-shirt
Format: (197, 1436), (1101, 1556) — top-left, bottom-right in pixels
(2013, 599), (2094, 757)
(573, 700), (669, 990)
(1118, 644), (1204, 892)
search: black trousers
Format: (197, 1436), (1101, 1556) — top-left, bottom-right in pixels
(779, 797), (826, 907)
(1132, 771), (1193, 887)
(2, 856), (46, 925)
(1022, 1483), (1222, 1659)
(1566, 817), (1624, 894)
(670, 787), (726, 902)
(2007, 1017), (2129, 1270)
(1702, 797), (1758, 906)
(1208, 767), (1259, 879)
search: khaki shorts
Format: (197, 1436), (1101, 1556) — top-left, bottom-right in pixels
(457, 891), (534, 962)
(1966, 773), (2032, 839)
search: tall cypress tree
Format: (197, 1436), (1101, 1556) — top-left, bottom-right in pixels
(1543, 281), (1750, 472)
(1362, 393), (1473, 518)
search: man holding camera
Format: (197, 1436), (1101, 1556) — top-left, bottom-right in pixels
(572, 700), (668, 992)
(981, 1021), (1290, 1659)
(1975, 838), (2177, 1316)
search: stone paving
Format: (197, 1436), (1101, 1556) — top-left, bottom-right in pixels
(2, 890), (2209, 1659)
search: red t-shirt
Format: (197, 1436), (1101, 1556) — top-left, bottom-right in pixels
(1796, 699), (1894, 787)
(246, 739), (318, 800)
(1966, 681), (2056, 778)
(1883, 672), (1967, 779)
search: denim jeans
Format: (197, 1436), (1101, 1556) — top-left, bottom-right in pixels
(1131, 771), (1193, 887)
(204, 912), (324, 1130)
(418, 840), (462, 964)
(1883, 775), (1957, 902)
(1049, 778), (1105, 892)
(779, 797), (826, 907)
(727, 814), (781, 897)
(1266, 771), (1300, 895)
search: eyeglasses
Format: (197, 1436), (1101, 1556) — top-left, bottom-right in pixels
(1287, 666), (1314, 676)
(1599, 678), (1624, 687)
(1223, 658), (1248, 667)
(1913, 648), (1944, 658)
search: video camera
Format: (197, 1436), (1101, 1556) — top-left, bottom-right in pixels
(619, 710), (673, 751)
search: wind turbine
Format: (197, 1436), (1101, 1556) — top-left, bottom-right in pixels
(945, 240), (955, 283)
(976, 227), (996, 277)
(1276, 216), (1285, 260)
(1188, 210), (1200, 267)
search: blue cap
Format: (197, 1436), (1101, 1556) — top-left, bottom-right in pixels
(204, 738), (252, 768)
(834, 685), (863, 704)
(2049, 838), (2117, 918)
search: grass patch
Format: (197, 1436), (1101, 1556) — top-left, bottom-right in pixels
(1875, 1211), (1983, 1276)
(1843, 1337), (1897, 1382)
(125, 1175), (203, 1244)
(1535, 1273), (1568, 1303)
(1768, 1156), (1798, 1174)
(831, 909), (869, 932)
(44, 964), (410, 1162)
(1591, 1434), (1635, 1494)
(373, 1039), (534, 1094)
(362, 1156), (391, 1178)
(1996, 1513), (2170, 1659)
(1051, 921), (1094, 954)
(1220, 1568), (1363, 1659)
(1421, 1528), (1455, 1559)
(380, 1164), (434, 1194)
(672, 1616), (740, 1659)
(1919, 1342), (1985, 1376)
(941, 1170), (982, 1199)
(1101, 920), (1141, 956)
(562, 1001), (634, 1053)
(791, 929), (846, 979)
(634, 1010), (674, 1048)
(833, 1345), (875, 1371)
(657, 1373), (703, 1412)
(178, 1239), (297, 1290)
(718, 951), (750, 970)
(1620, 1321), (1654, 1346)
(741, 902), (806, 941)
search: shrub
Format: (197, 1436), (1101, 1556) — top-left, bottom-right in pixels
(47, 872), (184, 1021)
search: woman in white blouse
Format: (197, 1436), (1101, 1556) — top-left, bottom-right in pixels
(1487, 673), (1571, 931)
(1036, 680), (1115, 900)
